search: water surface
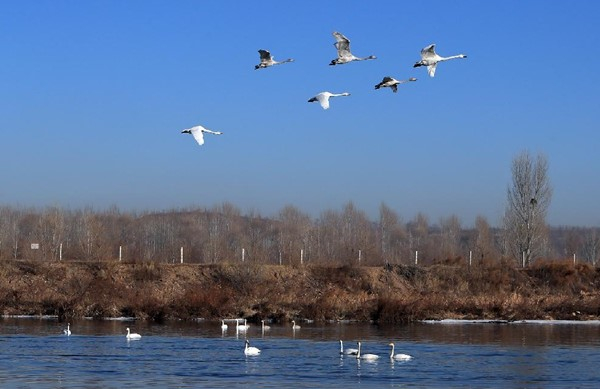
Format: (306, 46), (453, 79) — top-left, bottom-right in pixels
(1, 318), (599, 388)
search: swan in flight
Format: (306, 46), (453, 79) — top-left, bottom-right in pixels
(356, 342), (379, 360)
(126, 328), (142, 340)
(244, 340), (261, 356)
(339, 340), (358, 355)
(308, 92), (350, 110)
(291, 320), (301, 330)
(63, 323), (71, 336)
(413, 44), (467, 77)
(374, 76), (417, 93)
(255, 49), (294, 70)
(330, 32), (376, 65)
(181, 125), (223, 146)
(221, 320), (228, 331)
(388, 343), (412, 361)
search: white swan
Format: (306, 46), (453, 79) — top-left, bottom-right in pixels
(339, 340), (358, 355)
(330, 32), (376, 65)
(388, 342), (412, 361)
(255, 49), (294, 70)
(261, 320), (271, 331)
(126, 328), (142, 340)
(374, 76), (417, 93)
(356, 341), (379, 360)
(244, 339), (261, 356)
(221, 320), (228, 331)
(413, 44), (467, 77)
(236, 319), (249, 332)
(181, 125), (223, 146)
(63, 323), (71, 336)
(291, 320), (301, 330)
(308, 92), (350, 110)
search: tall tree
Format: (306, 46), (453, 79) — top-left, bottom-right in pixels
(503, 151), (552, 265)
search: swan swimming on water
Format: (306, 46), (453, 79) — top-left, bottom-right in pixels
(374, 76), (417, 93)
(261, 320), (271, 332)
(308, 92), (350, 110)
(181, 125), (223, 146)
(63, 323), (71, 336)
(339, 340), (358, 355)
(244, 340), (261, 356)
(236, 319), (249, 332)
(255, 49), (294, 70)
(356, 341), (379, 360)
(221, 320), (228, 331)
(126, 328), (142, 340)
(329, 31), (376, 65)
(291, 320), (301, 330)
(413, 44), (467, 77)
(388, 342), (413, 361)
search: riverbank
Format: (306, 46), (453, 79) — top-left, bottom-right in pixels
(1, 259), (599, 323)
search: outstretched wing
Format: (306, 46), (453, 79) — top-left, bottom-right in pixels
(421, 44), (436, 60)
(332, 31), (351, 57)
(427, 63), (437, 77)
(317, 94), (330, 110)
(190, 128), (205, 145)
(258, 49), (272, 64)
(390, 84), (398, 93)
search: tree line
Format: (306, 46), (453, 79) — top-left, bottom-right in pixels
(0, 201), (598, 266)
(1, 151), (598, 266)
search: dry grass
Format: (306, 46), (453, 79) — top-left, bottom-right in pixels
(1, 259), (600, 323)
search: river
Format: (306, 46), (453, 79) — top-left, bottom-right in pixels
(1, 317), (599, 388)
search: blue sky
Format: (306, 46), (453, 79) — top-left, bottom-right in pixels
(1, 0), (599, 227)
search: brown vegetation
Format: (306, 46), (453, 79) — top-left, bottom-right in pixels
(1, 259), (599, 323)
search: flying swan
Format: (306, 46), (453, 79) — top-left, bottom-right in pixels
(126, 328), (142, 340)
(413, 44), (467, 77)
(181, 125), (223, 146)
(330, 32), (376, 65)
(374, 76), (417, 93)
(308, 92), (350, 110)
(339, 340), (358, 355)
(356, 341), (379, 360)
(255, 49), (294, 70)
(388, 342), (413, 361)
(244, 340), (261, 356)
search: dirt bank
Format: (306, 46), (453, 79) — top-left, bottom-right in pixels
(1, 260), (599, 323)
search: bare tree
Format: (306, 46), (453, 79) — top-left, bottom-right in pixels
(439, 214), (462, 260)
(407, 213), (429, 263)
(277, 205), (311, 265)
(472, 215), (497, 262)
(581, 228), (600, 265)
(378, 202), (408, 264)
(503, 151), (552, 265)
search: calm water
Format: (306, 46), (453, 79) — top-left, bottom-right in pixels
(1, 318), (600, 388)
